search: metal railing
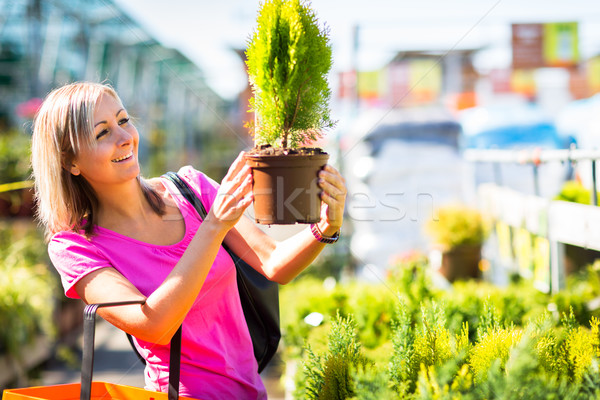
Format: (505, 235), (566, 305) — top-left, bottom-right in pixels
(464, 147), (600, 204)
(464, 147), (600, 293)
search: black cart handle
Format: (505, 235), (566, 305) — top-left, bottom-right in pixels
(80, 300), (182, 400)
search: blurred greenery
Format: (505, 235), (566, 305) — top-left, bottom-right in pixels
(282, 253), (600, 399)
(425, 204), (490, 250)
(0, 130), (31, 184)
(0, 221), (57, 360)
(554, 180), (597, 205)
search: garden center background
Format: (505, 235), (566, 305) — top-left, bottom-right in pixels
(3, 0), (600, 398)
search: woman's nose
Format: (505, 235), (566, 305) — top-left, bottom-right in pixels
(116, 126), (133, 146)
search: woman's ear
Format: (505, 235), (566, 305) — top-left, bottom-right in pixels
(70, 164), (80, 176)
(65, 161), (80, 176)
(61, 152), (81, 176)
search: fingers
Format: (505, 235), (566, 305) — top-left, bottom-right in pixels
(318, 165), (347, 226)
(223, 170), (253, 210)
(223, 151), (253, 192)
(224, 151), (248, 182)
(319, 165), (347, 202)
(211, 153), (254, 227)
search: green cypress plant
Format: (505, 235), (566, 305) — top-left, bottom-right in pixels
(245, 0), (335, 149)
(301, 313), (367, 399)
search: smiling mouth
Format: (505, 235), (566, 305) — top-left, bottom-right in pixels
(111, 152), (133, 163)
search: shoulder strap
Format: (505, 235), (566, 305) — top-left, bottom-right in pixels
(164, 171), (208, 220)
(164, 171), (239, 256)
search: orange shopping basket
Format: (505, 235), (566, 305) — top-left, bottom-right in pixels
(3, 300), (197, 400)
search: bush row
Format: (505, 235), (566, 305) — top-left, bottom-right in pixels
(280, 254), (600, 399)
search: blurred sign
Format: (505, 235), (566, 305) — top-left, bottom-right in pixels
(512, 22), (579, 69)
(358, 69), (385, 99)
(388, 59), (442, 106)
(589, 56), (600, 94)
(544, 22), (579, 67)
(510, 69), (536, 97)
(512, 24), (544, 69)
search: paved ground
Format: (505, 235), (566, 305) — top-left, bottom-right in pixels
(40, 319), (286, 399)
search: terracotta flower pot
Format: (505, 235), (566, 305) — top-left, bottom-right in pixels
(440, 244), (482, 282)
(246, 152), (329, 224)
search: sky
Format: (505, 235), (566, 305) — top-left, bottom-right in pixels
(112, 0), (600, 101)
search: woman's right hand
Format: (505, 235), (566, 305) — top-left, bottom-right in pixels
(208, 151), (253, 230)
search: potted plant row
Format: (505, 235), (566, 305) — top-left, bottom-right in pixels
(245, 0), (335, 224)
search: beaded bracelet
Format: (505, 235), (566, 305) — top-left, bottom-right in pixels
(310, 223), (340, 244)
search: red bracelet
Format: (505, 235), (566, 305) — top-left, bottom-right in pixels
(310, 223), (340, 244)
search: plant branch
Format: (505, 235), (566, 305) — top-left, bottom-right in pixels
(287, 68), (311, 138)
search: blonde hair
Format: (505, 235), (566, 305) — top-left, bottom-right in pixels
(32, 82), (164, 240)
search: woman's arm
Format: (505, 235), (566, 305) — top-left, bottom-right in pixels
(225, 164), (347, 284)
(74, 152), (254, 345)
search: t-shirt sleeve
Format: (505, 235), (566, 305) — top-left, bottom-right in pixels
(177, 165), (220, 211)
(48, 231), (112, 299)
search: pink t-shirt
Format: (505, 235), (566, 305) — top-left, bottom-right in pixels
(48, 166), (267, 400)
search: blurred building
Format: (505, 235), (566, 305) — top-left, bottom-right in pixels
(0, 0), (236, 176)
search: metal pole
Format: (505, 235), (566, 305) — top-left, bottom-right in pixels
(592, 159), (598, 206)
(352, 24), (360, 111)
(533, 164), (540, 197)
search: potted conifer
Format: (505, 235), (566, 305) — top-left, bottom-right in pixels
(245, 0), (335, 224)
(425, 204), (489, 282)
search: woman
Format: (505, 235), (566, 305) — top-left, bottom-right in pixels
(32, 82), (346, 399)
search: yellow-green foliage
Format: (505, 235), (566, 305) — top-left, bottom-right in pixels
(445, 279), (547, 340)
(415, 362), (476, 400)
(387, 251), (439, 312)
(279, 277), (348, 352)
(287, 255), (600, 398)
(565, 324), (598, 382)
(469, 327), (523, 383)
(554, 180), (595, 205)
(425, 204), (489, 249)
(301, 313), (366, 400)
(414, 303), (453, 368)
(245, 0), (335, 148)
(279, 277), (396, 354)
(388, 303), (470, 397)
(538, 310), (600, 383)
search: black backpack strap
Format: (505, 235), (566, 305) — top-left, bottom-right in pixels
(164, 171), (241, 258)
(126, 332), (146, 365)
(163, 171), (281, 372)
(164, 171), (208, 219)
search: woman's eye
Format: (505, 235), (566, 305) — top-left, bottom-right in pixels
(119, 117), (130, 125)
(96, 129), (108, 140)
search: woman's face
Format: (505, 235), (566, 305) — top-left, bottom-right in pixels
(70, 93), (140, 190)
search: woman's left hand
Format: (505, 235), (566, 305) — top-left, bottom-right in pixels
(317, 164), (347, 236)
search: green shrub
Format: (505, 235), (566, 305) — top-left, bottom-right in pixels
(280, 277), (397, 357)
(425, 204), (489, 250)
(469, 326), (523, 384)
(283, 250), (600, 398)
(0, 223), (57, 359)
(298, 313), (367, 399)
(0, 130), (31, 184)
(245, 0), (335, 148)
(554, 180), (596, 205)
